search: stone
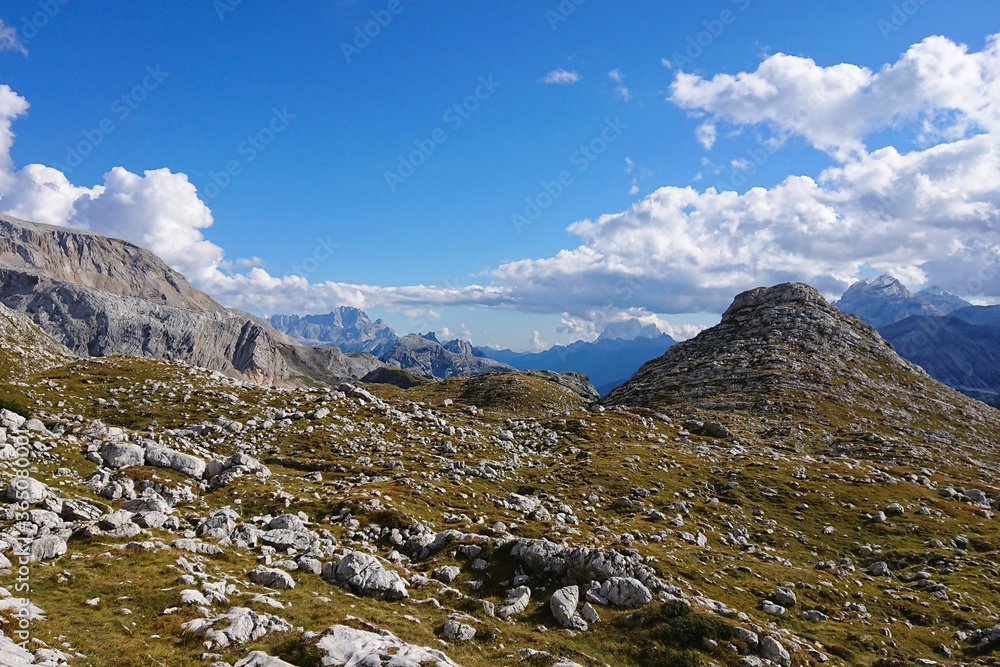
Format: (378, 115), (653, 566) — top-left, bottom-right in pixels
(262, 529), (315, 551)
(316, 624), (463, 666)
(432, 565), (461, 584)
(442, 620), (476, 641)
(99, 442), (146, 469)
(869, 561), (891, 576)
(580, 602), (600, 623)
(249, 565), (295, 590)
(0, 409), (26, 431)
(762, 601), (785, 616)
(497, 586), (531, 619)
(144, 443), (207, 479)
(772, 586), (796, 607)
(323, 551), (408, 600)
(234, 652), (298, 667)
(181, 607), (292, 648)
(6, 477), (47, 504)
(28, 535), (67, 561)
(760, 636), (791, 667)
(884, 503), (905, 516)
(22, 418), (46, 433)
(599, 577), (652, 608)
(550, 586), (579, 627)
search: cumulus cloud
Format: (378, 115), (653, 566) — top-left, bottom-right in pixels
(0, 20), (27, 57)
(670, 34), (1000, 161)
(540, 69), (580, 85)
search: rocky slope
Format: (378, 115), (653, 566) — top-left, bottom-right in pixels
(0, 215), (381, 387)
(833, 274), (969, 328)
(2, 282), (1000, 667)
(0, 301), (75, 382)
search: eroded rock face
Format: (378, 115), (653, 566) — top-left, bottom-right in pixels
(316, 624), (464, 666)
(180, 607), (292, 648)
(322, 551), (408, 600)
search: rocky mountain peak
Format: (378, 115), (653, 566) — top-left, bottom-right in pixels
(605, 281), (997, 445)
(720, 282), (827, 323)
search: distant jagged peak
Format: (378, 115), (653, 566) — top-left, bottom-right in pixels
(598, 318), (665, 342)
(843, 274), (911, 300)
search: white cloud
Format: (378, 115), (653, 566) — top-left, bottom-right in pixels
(694, 122), (716, 150)
(539, 69), (580, 85)
(0, 20), (27, 57)
(528, 331), (546, 351)
(670, 34), (1000, 161)
(608, 69), (624, 83)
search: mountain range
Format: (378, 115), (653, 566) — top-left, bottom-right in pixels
(268, 308), (674, 393)
(481, 323), (676, 394)
(831, 273), (1000, 405)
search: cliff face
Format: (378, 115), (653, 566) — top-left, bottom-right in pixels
(0, 215), (381, 387)
(0, 214), (221, 312)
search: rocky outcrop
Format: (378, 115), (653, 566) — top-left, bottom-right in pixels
(0, 301), (75, 381)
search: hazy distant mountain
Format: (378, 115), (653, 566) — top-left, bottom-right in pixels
(833, 274), (969, 327)
(269, 308), (399, 356)
(481, 319), (676, 394)
(879, 314), (1000, 404)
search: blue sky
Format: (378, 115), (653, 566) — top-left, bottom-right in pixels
(0, 1), (999, 350)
